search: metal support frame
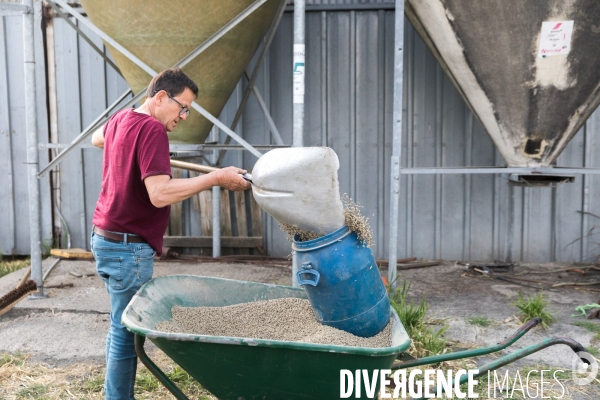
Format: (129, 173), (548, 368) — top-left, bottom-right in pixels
(216, 0), (288, 166)
(244, 71), (284, 145)
(40, 144), (289, 151)
(40, 0), (277, 177)
(211, 128), (222, 257)
(40, 0), (290, 261)
(388, 0), (405, 289)
(386, 1), (600, 275)
(21, 0), (45, 296)
(399, 166), (600, 175)
(46, 1), (121, 74)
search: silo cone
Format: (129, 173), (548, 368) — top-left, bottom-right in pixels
(79, 1), (281, 144)
(406, 0), (600, 167)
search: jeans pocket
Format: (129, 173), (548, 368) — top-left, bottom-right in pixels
(135, 245), (155, 284)
(95, 255), (123, 289)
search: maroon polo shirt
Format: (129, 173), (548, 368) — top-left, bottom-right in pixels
(92, 108), (172, 254)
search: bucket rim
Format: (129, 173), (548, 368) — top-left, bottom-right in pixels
(292, 225), (351, 251)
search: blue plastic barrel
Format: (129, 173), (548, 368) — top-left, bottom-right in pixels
(293, 225), (390, 338)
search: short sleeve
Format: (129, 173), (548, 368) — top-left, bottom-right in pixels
(137, 122), (172, 181)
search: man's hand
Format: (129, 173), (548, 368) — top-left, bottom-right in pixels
(213, 167), (251, 191)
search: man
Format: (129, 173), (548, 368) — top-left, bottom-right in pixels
(91, 67), (250, 399)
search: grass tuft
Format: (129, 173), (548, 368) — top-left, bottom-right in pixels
(573, 321), (600, 342)
(16, 383), (49, 398)
(389, 280), (449, 358)
(512, 292), (555, 329)
(0, 257), (30, 279)
(467, 316), (492, 327)
(0, 352), (27, 368)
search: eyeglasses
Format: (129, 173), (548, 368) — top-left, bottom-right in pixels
(167, 94), (191, 117)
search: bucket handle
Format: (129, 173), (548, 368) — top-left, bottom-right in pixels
(297, 262), (320, 286)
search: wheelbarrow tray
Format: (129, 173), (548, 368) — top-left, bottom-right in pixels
(122, 275), (411, 400)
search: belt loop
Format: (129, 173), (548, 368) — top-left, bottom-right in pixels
(124, 233), (128, 245)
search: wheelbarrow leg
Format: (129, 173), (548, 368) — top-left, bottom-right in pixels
(134, 334), (190, 400)
(413, 336), (588, 400)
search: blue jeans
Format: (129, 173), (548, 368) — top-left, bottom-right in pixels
(91, 232), (155, 400)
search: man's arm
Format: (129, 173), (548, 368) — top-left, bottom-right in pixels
(144, 167), (251, 208)
(91, 125), (105, 149)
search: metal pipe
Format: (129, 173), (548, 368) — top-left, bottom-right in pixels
(22, 0), (43, 296)
(292, 0), (305, 148)
(0, 17), (16, 254)
(42, 258), (61, 282)
(211, 129), (221, 257)
(212, 187), (221, 257)
(463, 111), (474, 259)
(505, 182), (515, 263)
(399, 166), (600, 175)
(291, 0), (306, 287)
(387, 0), (405, 289)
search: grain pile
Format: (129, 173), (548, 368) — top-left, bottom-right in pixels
(156, 298), (392, 348)
(278, 194), (374, 247)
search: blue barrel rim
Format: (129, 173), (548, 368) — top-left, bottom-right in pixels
(292, 225), (351, 251)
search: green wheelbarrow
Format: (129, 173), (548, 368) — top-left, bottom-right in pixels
(122, 275), (590, 400)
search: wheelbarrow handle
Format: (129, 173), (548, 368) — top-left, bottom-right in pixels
(412, 336), (587, 400)
(135, 334), (190, 400)
(392, 317), (543, 370)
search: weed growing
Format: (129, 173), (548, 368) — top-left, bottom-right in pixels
(572, 321), (600, 342)
(512, 292), (555, 329)
(467, 316), (492, 327)
(389, 280), (449, 358)
(0, 257), (30, 279)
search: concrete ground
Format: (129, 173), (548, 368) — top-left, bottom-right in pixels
(1, 256), (599, 398)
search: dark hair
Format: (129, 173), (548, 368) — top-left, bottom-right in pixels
(146, 67), (199, 99)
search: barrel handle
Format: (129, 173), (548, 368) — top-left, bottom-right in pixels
(297, 262), (320, 286)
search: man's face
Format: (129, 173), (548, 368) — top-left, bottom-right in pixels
(157, 88), (194, 132)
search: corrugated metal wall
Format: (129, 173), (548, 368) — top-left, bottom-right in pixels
(3, 3), (600, 263)
(0, 3), (52, 256)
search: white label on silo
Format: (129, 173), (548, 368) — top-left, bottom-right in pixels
(538, 20), (574, 57)
(293, 44), (305, 104)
